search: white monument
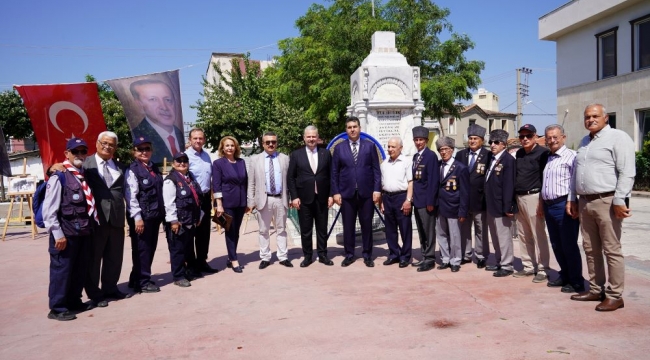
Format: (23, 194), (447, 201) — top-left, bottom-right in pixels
(347, 31), (425, 156)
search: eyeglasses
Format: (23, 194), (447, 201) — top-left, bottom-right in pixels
(98, 141), (116, 149)
(545, 136), (563, 141)
(136, 147), (152, 153)
(70, 148), (88, 155)
(488, 140), (503, 145)
(264, 140), (277, 146)
(518, 134), (535, 140)
(174, 159), (189, 164)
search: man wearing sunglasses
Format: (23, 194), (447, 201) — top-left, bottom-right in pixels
(247, 132), (293, 269)
(514, 124), (551, 283)
(42, 138), (98, 320)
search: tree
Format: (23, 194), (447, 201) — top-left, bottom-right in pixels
(194, 54), (310, 154)
(0, 90), (32, 141)
(271, 0), (484, 140)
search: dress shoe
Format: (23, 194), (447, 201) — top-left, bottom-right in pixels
(185, 269), (204, 280)
(68, 301), (95, 312)
(232, 265), (243, 273)
(512, 270), (535, 278)
(300, 258), (313, 268)
(174, 279), (191, 287)
(547, 278), (566, 287)
(595, 298), (625, 312)
(341, 258), (355, 267)
(90, 299), (108, 308)
(417, 263), (434, 272)
(476, 259), (486, 269)
(279, 259), (294, 268)
(141, 283), (160, 293)
(364, 259), (375, 268)
(411, 260), (424, 267)
(437, 263), (451, 270)
(571, 292), (604, 302)
(226, 260), (233, 268)
(259, 260), (271, 270)
(383, 258), (399, 266)
(48, 310), (76, 321)
(318, 256), (334, 266)
(460, 258), (472, 265)
(532, 273), (548, 283)
(399, 260), (409, 268)
(198, 263), (219, 274)
(493, 269), (514, 277)
(485, 265), (501, 272)
(450, 265), (461, 272)
(560, 284), (582, 293)
(105, 290), (132, 300)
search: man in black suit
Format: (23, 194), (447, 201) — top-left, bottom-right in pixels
(287, 125), (334, 267)
(130, 79), (185, 165)
(455, 124), (492, 268)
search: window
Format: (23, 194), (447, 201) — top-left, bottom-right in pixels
(488, 119), (494, 132)
(608, 113), (616, 129)
(469, 119), (476, 127)
(638, 110), (650, 151)
(631, 14), (650, 71)
(596, 27), (618, 79)
(479, 94), (486, 99)
(448, 118), (456, 135)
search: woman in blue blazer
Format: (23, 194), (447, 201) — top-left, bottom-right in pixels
(212, 136), (249, 273)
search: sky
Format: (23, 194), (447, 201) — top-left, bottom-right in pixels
(0, 0), (569, 135)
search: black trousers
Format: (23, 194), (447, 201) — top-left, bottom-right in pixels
(128, 217), (163, 287)
(224, 207), (246, 261)
(189, 192), (212, 267)
(85, 223), (124, 300)
(166, 223), (195, 280)
(49, 233), (89, 312)
(298, 199), (329, 259)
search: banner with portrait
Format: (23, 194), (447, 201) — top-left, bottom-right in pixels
(106, 70), (184, 165)
(14, 83), (107, 175)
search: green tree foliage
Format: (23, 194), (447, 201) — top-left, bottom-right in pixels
(0, 90), (33, 141)
(635, 132), (650, 190)
(271, 0), (484, 140)
(194, 54), (310, 154)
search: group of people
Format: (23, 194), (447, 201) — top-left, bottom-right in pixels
(42, 103), (634, 321)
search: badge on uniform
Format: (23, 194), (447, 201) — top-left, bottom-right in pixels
(446, 181), (451, 191)
(143, 179), (149, 185)
(477, 164), (485, 174)
(181, 190), (187, 196)
(495, 163), (503, 175)
(451, 177), (457, 191)
(72, 194), (81, 200)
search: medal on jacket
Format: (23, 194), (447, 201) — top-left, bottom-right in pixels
(72, 194), (80, 200)
(495, 163), (503, 175)
(451, 177), (457, 191)
(477, 164), (485, 174)
(143, 179), (149, 185)
(446, 181), (451, 191)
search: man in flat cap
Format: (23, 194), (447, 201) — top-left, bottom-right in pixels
(484, 129), (517, 277)
(410, 126), (440, 272)
(435, 136), (469, 272)
(455, 124), (492, 268)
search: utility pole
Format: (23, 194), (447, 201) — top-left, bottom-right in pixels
(516, 67), (532, 130)
(371, 0), (375, 17)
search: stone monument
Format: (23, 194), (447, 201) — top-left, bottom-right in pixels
(347, 31), (425, 156)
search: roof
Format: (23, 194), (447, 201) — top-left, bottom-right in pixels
(458, 103), (516, 118)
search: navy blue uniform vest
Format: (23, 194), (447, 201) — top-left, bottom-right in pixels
(130, 161), (164, 220)
(57, 171), (92, 237)
(166, 170), (201, 226)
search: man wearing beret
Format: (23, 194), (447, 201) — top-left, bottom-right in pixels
(410, 126), (440, 272)
(485, 129), (517, 277)
(455, 124), (492, 268)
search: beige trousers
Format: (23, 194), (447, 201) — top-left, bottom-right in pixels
(515, 193), (550, 274)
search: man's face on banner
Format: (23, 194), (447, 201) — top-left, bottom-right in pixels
(134, 82), (176, 130)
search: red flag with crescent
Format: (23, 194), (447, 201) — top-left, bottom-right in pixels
(14, 83), (107, 175)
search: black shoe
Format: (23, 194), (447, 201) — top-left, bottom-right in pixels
(417, 263), (435, 272)
(364, 259), (375, 268)
(90, 299), (108, 308)
(437, 263), (451, 270)
(227, 261), (233, 268)
(279, 259), (294, 268)
(399, 260), (409, 268)
(411, 260), (424, 267)
(232, 265), (243, 273)
(547, 278), (566, 287)
(141, 283), (160, 293)
(105, 290), (131, 300)
(493, 269), (514, 277)
(383, 258), (399, 266)
(300, 258), (313, 268)
(185, 269), (204, 280)
(48, 310), (76, 321)
(68, 301), (95, 312)
(259, 260), (271, 270)
(174, 279), (191, 287)
(476, 259), (486, 269)
(318, 256), (334, 266)
(451, 265), (461, 272)
(198, 263), (219, 274)
(561, 284), (582, 293)
(460, 259), (472, 265)
(485, 265), (501, 272)
(341, 258), (355, 267)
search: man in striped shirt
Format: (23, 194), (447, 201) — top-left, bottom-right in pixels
(540, 125), (584, 293)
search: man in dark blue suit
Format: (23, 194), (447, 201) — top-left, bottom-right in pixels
(435, 137), (469, 272)
(331, 117), (382, 267)
(410, 126), (439, 272)
(484, 129), (517, 277)
(455, 124), (492, 268)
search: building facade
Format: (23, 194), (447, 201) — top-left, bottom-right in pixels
(441, 102), (516, 148)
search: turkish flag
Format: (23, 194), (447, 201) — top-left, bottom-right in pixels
(14, 83), (107, 175)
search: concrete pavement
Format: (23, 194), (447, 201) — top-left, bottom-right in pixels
(1, 195), (650, 359)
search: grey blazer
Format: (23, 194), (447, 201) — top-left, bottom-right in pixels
(247, 152), (290, 210)
(83, 155), (126, 228)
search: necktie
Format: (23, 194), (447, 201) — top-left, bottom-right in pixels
(413, 153), (420, 169)
(63, 160), (99, 224)
(469, 152), (476, 170)
(269, 155), (277, 194)
(440, 162), (446, 179)
(167, 135), (178, 155)
(103, 161), (114, 187)
(352, 142), (358, 164)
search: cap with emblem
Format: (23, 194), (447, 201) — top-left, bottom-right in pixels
(133, 136), (152, 147)
(467, 124), (486, 138)
(436, 136), (455, 150)
(66, 138), (88, 150)
(412, 126), (429, 139)
(518, 124), (537, 134)
(173, 152), (189, 161)
(489, 129), (509, 143)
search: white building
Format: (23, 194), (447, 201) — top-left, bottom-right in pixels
(539, 0), (650, 150)
(205, 53), (273, 93)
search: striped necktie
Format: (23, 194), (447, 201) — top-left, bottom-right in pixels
(352, 142), (358, 164)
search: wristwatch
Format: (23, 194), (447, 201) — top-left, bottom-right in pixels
(406, 197), (412, 202)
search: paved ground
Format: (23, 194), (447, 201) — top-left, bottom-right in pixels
(1, 195), (650, 359)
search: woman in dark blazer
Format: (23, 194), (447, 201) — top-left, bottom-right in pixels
(212, 136), (249, 273)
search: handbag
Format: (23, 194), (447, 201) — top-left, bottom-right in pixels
(212, 211), (233, 231)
